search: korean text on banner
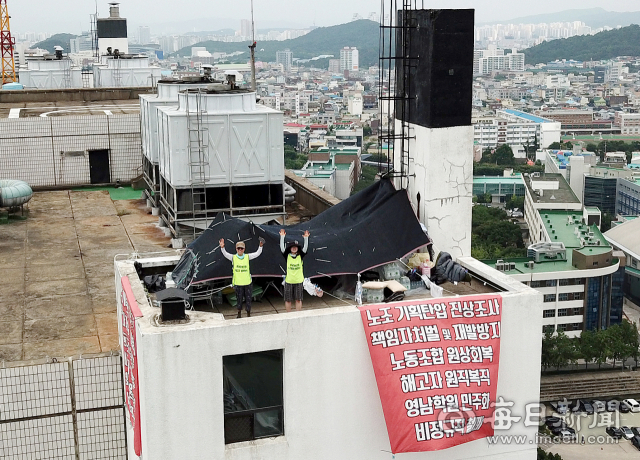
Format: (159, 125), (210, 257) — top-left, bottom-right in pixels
(121, 276), (143, 457)
(359, 294), (502, 453)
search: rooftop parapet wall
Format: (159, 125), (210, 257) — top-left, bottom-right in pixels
(285, 170), (341, 215)
(0, 87), (154, 104)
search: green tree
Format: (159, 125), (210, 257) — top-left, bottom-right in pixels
(494, 144), (515, 165)
(554, 332), (578, 370)
(363, 124), (372, 136)
(605, 324), (626, 369)
(506, 195), (524, 210)
(541, 330), (556, 371)
(578, 330), (598, 370)
(548, 142), (562, 150)
(619, 320), (639, 369)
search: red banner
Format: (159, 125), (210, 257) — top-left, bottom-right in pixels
(121, 276), (143, 457)
(359, 294), (502, 453)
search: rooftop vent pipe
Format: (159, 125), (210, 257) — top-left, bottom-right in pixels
(0, 180), (33, 207)
(109, 2), (120, 18)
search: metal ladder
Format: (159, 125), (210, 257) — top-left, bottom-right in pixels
(112, 57), (121, 87)
(185, 88), (210, 240)
(62, 59), (72, 89)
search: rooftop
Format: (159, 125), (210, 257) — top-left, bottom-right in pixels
(502, 109), (555, 124)
(473, 175), (524, 185)
(0, 100), (140, 118)
(524, 173), (580, 205)
(482, 210), (612, 274)
(0, 189), (170, 363)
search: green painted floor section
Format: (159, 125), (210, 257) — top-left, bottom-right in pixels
(71, 186), (143, 201)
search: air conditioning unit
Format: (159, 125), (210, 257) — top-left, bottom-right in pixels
(495, 263), (505, 271)
(509, 262), (516, 270)
(526, 261), (535, 269)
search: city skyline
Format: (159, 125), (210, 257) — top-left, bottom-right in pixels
(9, 0), (640, 35)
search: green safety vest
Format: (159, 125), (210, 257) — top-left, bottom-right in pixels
(286, 254), (304, 284)
(232, 254), (251, 286)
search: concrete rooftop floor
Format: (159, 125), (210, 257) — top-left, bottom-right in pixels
(0, 190), (170, 363)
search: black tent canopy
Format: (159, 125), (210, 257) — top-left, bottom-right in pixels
(172, 179), (430, 288)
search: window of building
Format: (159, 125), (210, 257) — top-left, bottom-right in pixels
(557, 324), (568, 332)
(558, 308), (569, 317)
(558, 293), (569, 302)
(573, 292), (583, 301)
(543, 309), (556, 318)
(593, 261), (599, 266)
(559, 279), (569, 286)
(530, 281), (542, 288)
(545, 280), (557, 287)
(543, 325), (555, 334)
(544, 294), (556, 303)
(572, 323), (583, 331)
(223, 350), (284, 444)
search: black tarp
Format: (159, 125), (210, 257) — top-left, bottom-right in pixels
(172, 179), (429, 287)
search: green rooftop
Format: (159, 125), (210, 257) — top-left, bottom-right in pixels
(482, 210), (613, 274)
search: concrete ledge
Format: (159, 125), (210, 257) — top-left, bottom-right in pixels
(285, 170), (341, 215)
(0, 87), (154, 103)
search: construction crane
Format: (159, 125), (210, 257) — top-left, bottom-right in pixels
(0, 0), (16, 84)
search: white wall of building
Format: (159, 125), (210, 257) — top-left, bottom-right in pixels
(335, 163), (355, 200)
(396, 122), (473, 258)
(0, 115), (141, 187)
(539, 122), (561, 149)
(157, 91), (284, 188)
(116, 258), (542, 460)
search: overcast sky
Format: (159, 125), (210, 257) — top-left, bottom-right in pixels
(9, 0), (640, 35)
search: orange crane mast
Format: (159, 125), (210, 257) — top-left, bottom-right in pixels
(0, 0), (16, 84)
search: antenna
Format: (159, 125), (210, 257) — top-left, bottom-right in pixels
(248, 0), (256, 91)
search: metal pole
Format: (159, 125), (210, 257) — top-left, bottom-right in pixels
(249, 0), (257, 91)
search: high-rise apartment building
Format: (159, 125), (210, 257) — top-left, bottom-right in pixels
(240, 19), (252, 38)
(339, 47), (359, 71)
(138, 26), (151, 45)
(276, 49), (293, 71)
(474, 45), (524, 75)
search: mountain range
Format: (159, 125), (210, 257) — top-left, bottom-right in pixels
(479, 8), (640, 29)
(523, 24), (640, 65)
(174, 19), (380, 68)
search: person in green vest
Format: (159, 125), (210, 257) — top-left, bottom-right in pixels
(220, 237), (264, 318)
(279, 229), (310, 312)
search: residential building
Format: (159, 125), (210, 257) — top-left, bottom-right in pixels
(473, 174), (526, 205)
(584, 166), (633, 215)
(347, 92), (363, 116)
(240, 19), (252, 38)
(616, 177), (640, 216)
(114, 245), (541, 460)
(523, 173), (582, 244)
(615, 112), (640, 135)
(138, 26), (151, 45)
(473, 110), (560, 152)
(297, 147), (361, 199)
(328, 59), (340, 73)
(339, 47), (359, 72)
(482, 209), (623, 337)
(474, 45), (524, 75)
(499, 109), (561, 149)
(276, 49), (293, 71)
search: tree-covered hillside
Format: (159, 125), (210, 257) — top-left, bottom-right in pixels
(479, 8), (640, 30)
(174, 19), (380, 68)
(33, 34), (78, 54)
(523, 24), (640, 64)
